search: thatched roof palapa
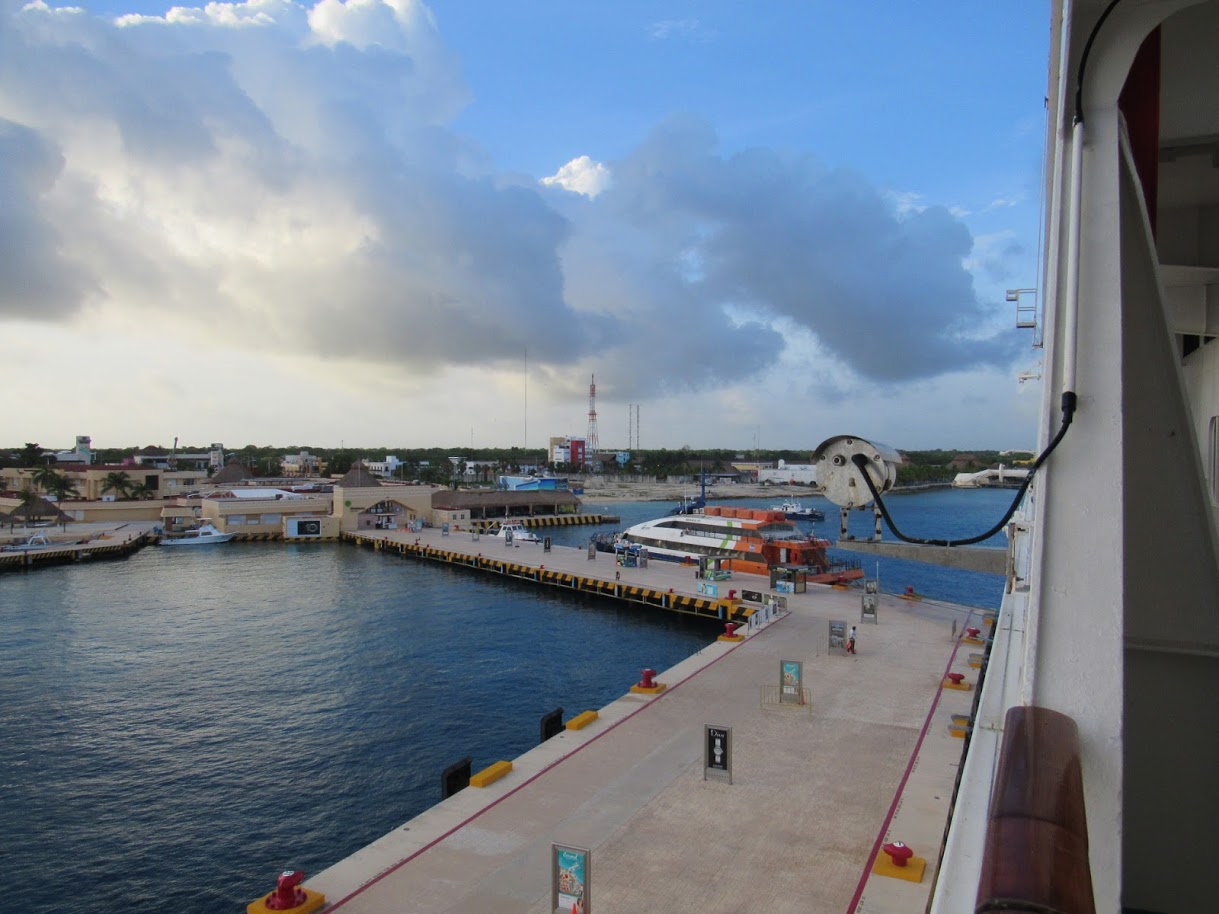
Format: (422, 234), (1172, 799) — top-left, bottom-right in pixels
(11, 496), (70, 522)
(335, 461), (383, 489)
(209, 460), (254, 484)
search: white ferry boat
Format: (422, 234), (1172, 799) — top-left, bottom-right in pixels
(612, 506), (860, 581)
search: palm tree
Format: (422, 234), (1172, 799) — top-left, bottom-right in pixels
(101, 471), (132, 500)
(31, 462), (62, 494)
(128, 482), (155, 500)
(44, 474), (79, 504)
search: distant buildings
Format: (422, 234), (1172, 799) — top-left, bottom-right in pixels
(282, 450), (325, 477)
(130, 443), (225, 471)
(53, 436), (93, 465)
(549, 436), (586, 467)
(755, 460), (818, 486)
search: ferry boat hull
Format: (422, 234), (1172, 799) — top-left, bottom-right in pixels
(607, 506), (861, 581)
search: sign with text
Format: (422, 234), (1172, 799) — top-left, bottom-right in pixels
(741, 590), (763, 604)
(552, 844), (590, 913)
(780, 660), (803, 703)
(704, 724), (732, 784)
(829, 620), (848, 654)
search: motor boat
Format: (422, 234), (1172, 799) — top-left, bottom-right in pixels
(492, 522), (540, 543)
(159, 523), (236, 546)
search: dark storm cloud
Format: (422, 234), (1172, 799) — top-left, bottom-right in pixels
(0, 119), (92, 318)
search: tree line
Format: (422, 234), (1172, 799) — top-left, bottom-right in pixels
(4, 441), (1033, 490)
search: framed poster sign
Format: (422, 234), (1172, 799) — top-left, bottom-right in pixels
(552, 844), (590, 913)
(704, 724), (732, 784)
(780, 660), (803, 703)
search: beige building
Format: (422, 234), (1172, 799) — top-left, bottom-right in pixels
(331, 463), (439, 532)
(195, 490), (333, 540)
(0, 463), (214, 503)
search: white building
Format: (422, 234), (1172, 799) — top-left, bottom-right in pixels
(54, 435), (93, 465)
(756, 460), (817, 486)
(364, 455), (403, 478)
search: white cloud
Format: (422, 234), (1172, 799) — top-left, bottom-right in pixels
(0, 1), (1032, 448)
(648, 18), (709, 42)
(540, 155), (611, 199)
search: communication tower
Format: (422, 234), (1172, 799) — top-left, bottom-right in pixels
(586, 374), (600, 466)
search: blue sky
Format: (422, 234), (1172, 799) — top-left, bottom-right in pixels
(1, 0), (1050, 453)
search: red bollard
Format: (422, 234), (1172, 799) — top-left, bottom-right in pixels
(265, 871), (308, 910)
(966, 627), (981, 638)
(639, 668), (656, 689)
(946, 673), (965, 685)
(723, 622), (739, 638)
(882, 841), (914, 867)
(728, 589), (737, 599)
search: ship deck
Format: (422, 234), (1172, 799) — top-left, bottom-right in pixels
(300, 527), (991, 914)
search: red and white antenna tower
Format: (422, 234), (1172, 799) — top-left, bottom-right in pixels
(586, 374), (600, 465)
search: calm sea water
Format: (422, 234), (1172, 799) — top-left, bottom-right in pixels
(1, 487), (1010, 914)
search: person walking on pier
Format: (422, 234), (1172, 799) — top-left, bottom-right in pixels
(846, 625), (857, 655)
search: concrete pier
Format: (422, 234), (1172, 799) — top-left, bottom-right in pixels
(304, 527), (990, 913)
(0, 521), (160, 572)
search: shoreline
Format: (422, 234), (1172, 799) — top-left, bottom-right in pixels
(574, 479), (955, 504)
(575, 480), (819, 504)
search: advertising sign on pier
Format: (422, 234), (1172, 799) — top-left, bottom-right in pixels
(780, 660), (803, 703)
(552, 844), (590, 912)
(704, 724), (732, 784)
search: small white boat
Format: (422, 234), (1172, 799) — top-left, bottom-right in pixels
(493, 522), (540, 543)
(160, 523), (235, 546)
(2, 533), (53, 552)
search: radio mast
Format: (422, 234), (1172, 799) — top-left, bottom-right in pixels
(585, 374), (600, 467)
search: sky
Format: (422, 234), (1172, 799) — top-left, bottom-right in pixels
(1, 0), (1051, 454)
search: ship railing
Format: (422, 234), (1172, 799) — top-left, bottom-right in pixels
(974, 705), (1095, 914)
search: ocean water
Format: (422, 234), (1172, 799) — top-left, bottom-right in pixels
(1, 487), (1010, 914)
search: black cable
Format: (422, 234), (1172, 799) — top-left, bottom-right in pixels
(847, 2), (1109, 548)
(849, 392), (1076, 548)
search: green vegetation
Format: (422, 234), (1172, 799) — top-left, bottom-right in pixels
(2, 441), (1035, 489)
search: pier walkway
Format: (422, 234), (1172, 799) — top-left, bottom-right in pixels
(305, 527), (991, 914)
(0, 521), (159, 572)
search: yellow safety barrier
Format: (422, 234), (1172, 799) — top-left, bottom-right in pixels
(566, 710), (599, 731)
(469, 760), (513, 787)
